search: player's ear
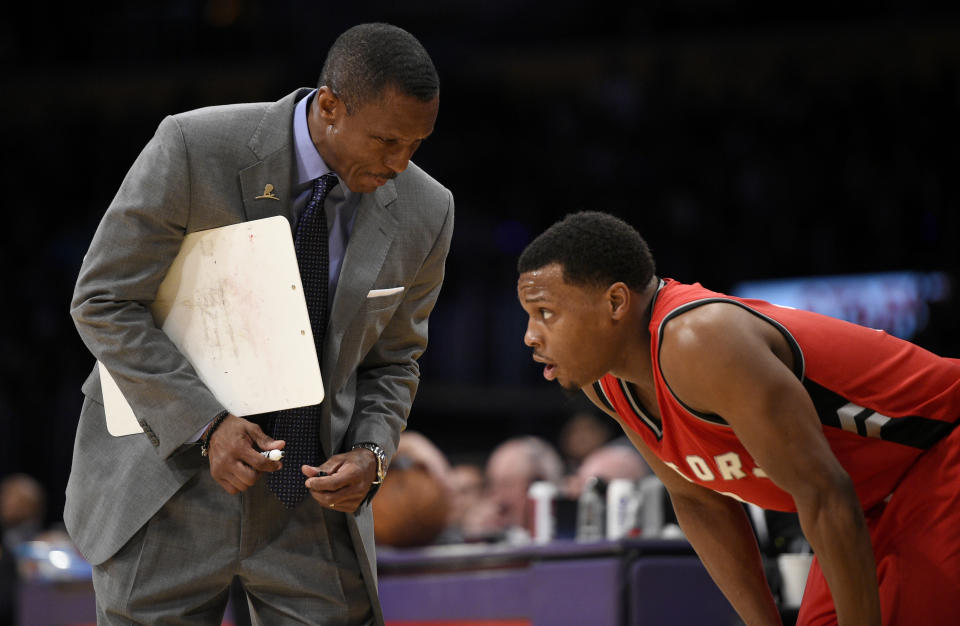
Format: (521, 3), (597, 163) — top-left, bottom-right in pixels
(607, 282), (630, 320)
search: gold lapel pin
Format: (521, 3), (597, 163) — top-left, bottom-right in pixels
(255, 183), (280, 200)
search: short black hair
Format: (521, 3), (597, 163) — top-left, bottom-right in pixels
(517, 211), (656, 291)
(320, 23), (439, 114)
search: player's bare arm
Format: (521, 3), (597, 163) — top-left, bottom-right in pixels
(583, 385), (783, 625)
(659, 302), (881, 626)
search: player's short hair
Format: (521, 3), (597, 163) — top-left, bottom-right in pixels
(319, 23), (439, 114)
(517, 211), (656, 291)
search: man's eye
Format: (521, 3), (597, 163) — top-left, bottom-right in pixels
(541, 309), (553, 320)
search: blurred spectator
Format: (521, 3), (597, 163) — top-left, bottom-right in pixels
(564, 441), (651, 498)
(0, 474), (47, 626)
(484, 436), (564, 537)
(0, 474), (46, 552)
(372, 431), (451, 548)
(0, 539), (13, 626)
(557, 410), (614, 473)
(396, 430), (453, 489)
(444, 463), (488, 541)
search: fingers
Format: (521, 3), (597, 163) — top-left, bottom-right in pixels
(211, 459), (259, 493)
(248, 423), (284, 456)
(240, 446), (283, 473)
(243, 422), (285, 472)
(305, 462), (370, 512)
(207, 416), (284, 493)
(309, 485), (363, 513)
(212, 468), (246, 495)
(301, 465), (326, 478)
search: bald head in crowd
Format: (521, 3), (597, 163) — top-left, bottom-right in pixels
(570, 444), (650, 496)
(486, 436), (564, 531)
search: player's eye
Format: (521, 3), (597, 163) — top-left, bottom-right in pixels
(540, 309), (553, 320)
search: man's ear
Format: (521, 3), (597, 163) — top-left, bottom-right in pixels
(607, 282), (631, 320)
(314, 86), (342, 122)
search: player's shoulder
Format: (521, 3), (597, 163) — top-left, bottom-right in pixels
(662, 299), (746, 339)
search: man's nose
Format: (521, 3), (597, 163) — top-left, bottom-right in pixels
(524, 322), (540, 348)
(384, 146), (412, 174)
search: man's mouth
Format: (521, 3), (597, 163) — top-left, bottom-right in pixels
(534, 354), (558, 381)
(543, 363), (557, 380)
(370, 172), (396, 184)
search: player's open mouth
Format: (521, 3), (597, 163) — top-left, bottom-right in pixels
(533, 354), (558, 381)
(543, 363), (558, 381)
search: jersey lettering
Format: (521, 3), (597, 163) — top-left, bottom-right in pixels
(715, 452), (747, 479)
(685, 455), (715, 481)
(676, 451), (768, 486)
(664, 461), (695, 483)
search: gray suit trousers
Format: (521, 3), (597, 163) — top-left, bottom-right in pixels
(92, 464), (372, 625)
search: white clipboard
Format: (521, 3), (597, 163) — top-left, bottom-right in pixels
(99, 215), (324, 436)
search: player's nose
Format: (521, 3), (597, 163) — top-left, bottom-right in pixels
(524, 321), (541, 348)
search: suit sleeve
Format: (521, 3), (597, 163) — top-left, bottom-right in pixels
(70, 115), (224, 458)
(343, 190), (454, 465)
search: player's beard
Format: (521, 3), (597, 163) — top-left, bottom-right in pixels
(559, 384), (582, 399)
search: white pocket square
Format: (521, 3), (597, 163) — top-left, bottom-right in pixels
(367, 286), (404, 298)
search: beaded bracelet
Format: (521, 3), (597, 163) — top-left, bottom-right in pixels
(200, 410), (231, 457)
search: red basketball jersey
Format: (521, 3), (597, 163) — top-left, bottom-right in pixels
(595, 279), (960, 511)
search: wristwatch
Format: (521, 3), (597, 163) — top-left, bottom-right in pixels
(352, 442), (386, 485)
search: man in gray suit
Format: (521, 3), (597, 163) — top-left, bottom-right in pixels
(66, 22), (454, 625)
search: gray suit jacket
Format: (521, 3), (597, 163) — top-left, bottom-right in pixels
(65, 88), (454, 622)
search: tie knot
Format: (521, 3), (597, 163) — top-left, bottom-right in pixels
(312, 174), (338, 203)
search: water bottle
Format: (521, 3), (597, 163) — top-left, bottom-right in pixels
(606, 478), (641, 540)
(576, 476), (606, 542)
(527, 481), (558, 544)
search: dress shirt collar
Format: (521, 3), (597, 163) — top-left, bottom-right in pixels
(294, 89), (341, 189)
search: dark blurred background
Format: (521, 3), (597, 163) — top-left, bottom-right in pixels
(1, 1), (958, 531)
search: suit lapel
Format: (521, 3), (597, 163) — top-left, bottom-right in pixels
(238, 89), (309, 228)
(239, 153), (295, 226)
(320, 181), (398, 457)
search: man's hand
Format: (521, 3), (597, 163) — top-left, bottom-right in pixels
(206, 415), (285, 494)
(304, 448), (378, 513)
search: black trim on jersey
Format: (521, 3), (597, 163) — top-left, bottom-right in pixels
(594, 378), (664, 440)
(804, 379), (958, 450)
(592, 381), (615, 413)
(655, 297), (805, 427)
(618, 379), (663, 439)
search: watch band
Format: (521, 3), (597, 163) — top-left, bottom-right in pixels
(352, 442), (386, 485)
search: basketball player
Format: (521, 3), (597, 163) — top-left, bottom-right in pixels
(516, 211), (960, 625)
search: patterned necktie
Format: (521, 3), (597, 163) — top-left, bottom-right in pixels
(267, 174), (338, 508)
